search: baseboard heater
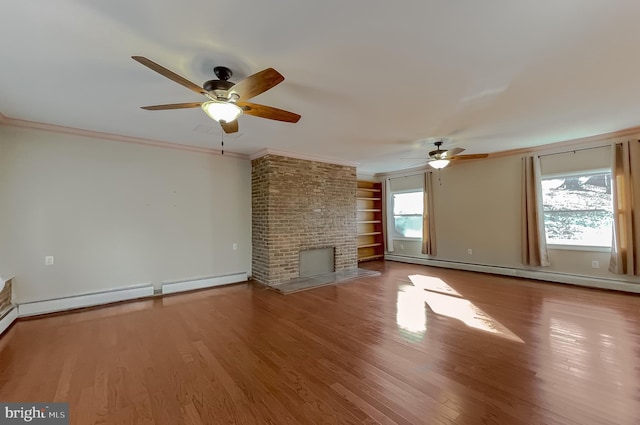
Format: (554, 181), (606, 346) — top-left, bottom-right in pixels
(385, 254), (640, 294)
(18, 285), (155, 317)
(0, 307), (18, 336)
(161, 272), (248, 295)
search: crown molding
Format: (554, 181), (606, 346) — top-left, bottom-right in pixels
(0, 113), (249, 159)
(488, 126), (640, 159)
(249, 148), (360, 167)
(375, 165), (429, 179)
(4, 113), (638, 171)
(356, 171), (377, 181)
(374, 126), (640, 178)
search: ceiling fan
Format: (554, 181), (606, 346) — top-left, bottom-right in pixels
(411, 140), (489, 169)
(131, 56), (301, 134)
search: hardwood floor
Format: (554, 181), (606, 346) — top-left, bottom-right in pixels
(1, 260), (639, 424)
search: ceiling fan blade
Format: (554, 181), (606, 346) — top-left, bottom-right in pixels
(444, 147), (465, 157)
(237, 102), (301, 123)
(450, 154), (489, 160)
(221, 120), (239, 134)
(141, 102), (203, 111)
(230, 68), (284, 101)
(132, 56), (207, 96)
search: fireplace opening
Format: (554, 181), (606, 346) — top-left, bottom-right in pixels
(299, 247), (335, 278)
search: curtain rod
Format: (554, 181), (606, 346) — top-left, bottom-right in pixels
(384, 171), (427, 180)
(397, 172), (427, 178)
(537, 144), (611, 158)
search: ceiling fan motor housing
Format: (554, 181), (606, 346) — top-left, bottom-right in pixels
(203, 79), (234, 92)
(203, 66), (235, 94)
(429, 141), (447, 159)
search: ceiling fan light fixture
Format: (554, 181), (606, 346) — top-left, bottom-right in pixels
(201, 100), (243, 123)
(429, 159), (450, 169)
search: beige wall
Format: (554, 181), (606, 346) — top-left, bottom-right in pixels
(0, 126), (251, 302)
(385, 141), (640, 285)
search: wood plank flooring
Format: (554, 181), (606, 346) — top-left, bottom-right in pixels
(1, 260), (639, 424)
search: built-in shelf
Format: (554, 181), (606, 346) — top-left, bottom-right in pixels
(358, 243), (382, 248)
(358, 254), (384, 261)
(357, 180), (384, 262)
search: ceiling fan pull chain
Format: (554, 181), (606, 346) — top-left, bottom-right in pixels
(220, 127), (224, 155)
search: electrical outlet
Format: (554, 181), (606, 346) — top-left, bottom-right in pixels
(233, 243), (238, 251)
(400, 243), (404, 250)
(45, 256), (54, 265)
(468, 249), (473, 255)
(591, 260), (600, 269)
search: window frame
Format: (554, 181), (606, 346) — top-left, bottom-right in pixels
(540, 167), (613, 252)
(391, 189), (424, 240)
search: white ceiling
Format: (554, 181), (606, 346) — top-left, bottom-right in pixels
(2, 1), (640, 173)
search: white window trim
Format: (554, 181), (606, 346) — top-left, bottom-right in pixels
(391, 188), (423, 194)
(547, 244), (611, 253)
(391, 189), (424, 240)
(541, 167), (613, 251)
(541, 167), (611, 179)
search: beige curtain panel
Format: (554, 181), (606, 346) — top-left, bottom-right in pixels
(609, 140), (640, 275)
(521, 156), (550, 266)
(421, 172), (436, 256)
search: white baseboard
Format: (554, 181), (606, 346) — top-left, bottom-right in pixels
(161, 272), (248, 295)
(385, 254), (640, 294)
(18, 285), (155, 317)
(0, 307), (18, 335)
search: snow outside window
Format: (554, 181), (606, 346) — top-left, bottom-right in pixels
(541, 170), (613, 248)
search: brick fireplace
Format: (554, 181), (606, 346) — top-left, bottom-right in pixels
(0, 278), (12, 314)
(251, 154), (357, 285)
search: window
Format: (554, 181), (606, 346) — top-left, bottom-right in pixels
(393, 191), (423, 238)
(541, 170), (613, 248)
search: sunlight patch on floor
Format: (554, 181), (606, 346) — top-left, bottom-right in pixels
(404, 274), (524, 343)
(396, 285), (427, 342)
(407, 274), (462, 297)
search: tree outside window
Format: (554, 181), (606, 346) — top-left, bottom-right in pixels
(393, 191), (423, 238)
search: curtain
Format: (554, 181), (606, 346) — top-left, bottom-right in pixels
(609, 141), (639, 275)
(521, 155), (550, 266)
(421, 172), (436, 255)
(383, 178), (395, 252)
